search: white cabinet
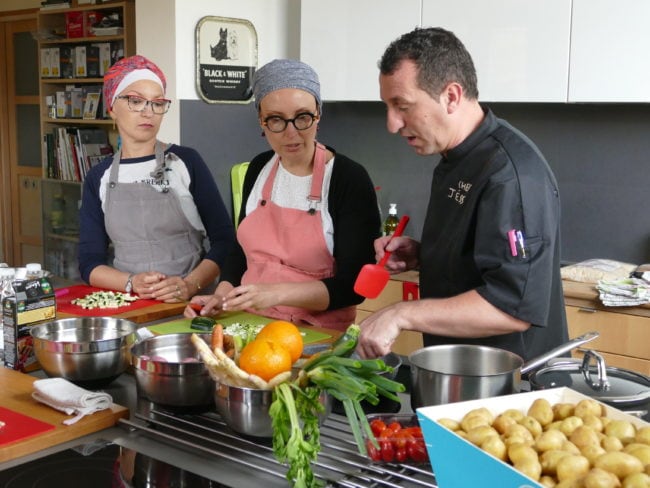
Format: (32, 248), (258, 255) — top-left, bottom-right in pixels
(300, 0), (421, 101)
(569, 0), (650, 102)
(421, 0), (571, 102)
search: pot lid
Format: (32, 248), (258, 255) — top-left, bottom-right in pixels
(529, 350), (650, 407)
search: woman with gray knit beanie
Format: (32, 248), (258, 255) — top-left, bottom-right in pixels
(186, 59), (381, 331)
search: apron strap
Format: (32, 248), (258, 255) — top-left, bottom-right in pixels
(307, 142), (327, 215)
(260, 142), (327, 214)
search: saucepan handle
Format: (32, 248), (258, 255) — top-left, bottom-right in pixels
(520, 330), (600, 375)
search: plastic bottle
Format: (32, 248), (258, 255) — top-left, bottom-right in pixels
(383, 203), (400, 236)
(0, 267), (16, 363)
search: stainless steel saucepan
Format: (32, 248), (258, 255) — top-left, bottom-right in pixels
(409, 331), (599, 410)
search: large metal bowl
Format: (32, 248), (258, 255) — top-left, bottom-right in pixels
(30, 317), (138, 388)
(131, 333), (215, 410)
(214, 380), (332, 438)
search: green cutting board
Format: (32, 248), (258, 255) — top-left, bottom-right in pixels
(147, 311), (332, 345)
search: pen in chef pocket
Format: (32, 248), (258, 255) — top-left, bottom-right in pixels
(507, 229), (518, 257)
(516, 230), (527, 258)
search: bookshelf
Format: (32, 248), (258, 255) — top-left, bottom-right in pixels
(38, 0), (135, 279)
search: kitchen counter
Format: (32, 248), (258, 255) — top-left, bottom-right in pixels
(562, 279), (650, 375)
(0, 308), (425, 487)
(563, 279), (650, 317)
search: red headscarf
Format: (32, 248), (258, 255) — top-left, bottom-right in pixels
(103, 55), (166, 110)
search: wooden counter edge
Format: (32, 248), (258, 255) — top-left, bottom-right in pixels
(562, 279), (650, 318)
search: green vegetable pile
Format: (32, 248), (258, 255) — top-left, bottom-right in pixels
(270, 324), (405, 488)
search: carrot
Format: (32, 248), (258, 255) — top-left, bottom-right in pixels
(211, 323), (224, 352)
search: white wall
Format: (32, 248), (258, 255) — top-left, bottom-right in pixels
(136, 0), (299, 143)
(135, 0), (179, 143)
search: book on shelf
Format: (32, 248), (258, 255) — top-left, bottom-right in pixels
(40, 2), (71, 11)
(82, 92), (101, 120)
(45, 127), (113, 182)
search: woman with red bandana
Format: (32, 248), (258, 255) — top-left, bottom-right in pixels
(78, 55), (235, 302)
(185, 59), (380, 330)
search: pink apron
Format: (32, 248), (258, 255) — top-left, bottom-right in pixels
(237, 142), (356, 330)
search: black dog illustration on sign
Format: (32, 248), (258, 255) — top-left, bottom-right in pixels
(211, 28), (229, 61)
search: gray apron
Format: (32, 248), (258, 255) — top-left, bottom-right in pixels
(104, 140), (204, 276)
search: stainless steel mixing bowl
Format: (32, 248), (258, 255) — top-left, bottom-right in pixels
(130, 333), (215, 409)
(30, 317), (138, 388)
(214, 380), (332, 438)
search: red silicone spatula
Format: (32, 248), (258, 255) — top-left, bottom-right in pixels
(354, 215), (410, 299)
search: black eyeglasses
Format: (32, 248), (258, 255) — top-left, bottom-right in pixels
(262, 112), (319, 133)
(116, 95), (172, 114)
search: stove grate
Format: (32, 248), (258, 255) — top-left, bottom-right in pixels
(118, 407), (437, 488)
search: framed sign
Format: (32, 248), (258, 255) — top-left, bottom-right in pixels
(195, 16), (258, 104)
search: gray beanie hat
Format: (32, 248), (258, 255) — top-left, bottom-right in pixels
(252, 59), (322, 113)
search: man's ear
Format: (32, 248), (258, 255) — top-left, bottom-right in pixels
(442, 82), (463, 113)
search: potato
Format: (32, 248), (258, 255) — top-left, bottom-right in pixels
(547, 421), (565, 431)
(505, 423), (536, 445)
(493, 414), (518, 435)
(514, 458), (542, 482)
(635, 427), (650, 446)
(621, 472), (650, 488)
(575, 399), (605, 419)
(529, 398), (555, 426)
(605, 420), (637, 445)
(554, 403), (576, 421)
(555, 479), (586, 488)
(537, 430), (570, 452)
(502, 408), (526, 422)
(622, 473), (650, 488)
(583, 415), (606, 433)
(465, 407), (494, 424)
(540, 475), (558, 487)
(541, 449), (573, 476)
(520, 415), (544, 439)
(482, 435), (507, 462)
(625, 445), (650, 467)
(594, 452), (644, 479)
(437, 418), (460, 431)
(561, 417), (586, 437)
(582, 467), (621, 488)
(466, 425), (499, 446)
(461, 412), (490, 432)
(563, 440), (583, 455)
(603, 436), (625, 453)
(557, 454), (591, 481)
(571, 426), (603, 449)
(508, 442), (538, 465)
(581, 444), (608, 465)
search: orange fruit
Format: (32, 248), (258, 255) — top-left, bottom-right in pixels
(238, 339), (292, 382)
(255, 320), (304, 363)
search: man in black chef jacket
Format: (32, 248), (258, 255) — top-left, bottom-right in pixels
(357, 27), (569, 363)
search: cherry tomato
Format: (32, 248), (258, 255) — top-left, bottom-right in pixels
(370, 419), (387, 438)
(403, 426), (423, 438)
(406, 439), (428, 463)
(386, 421), (403, 433)
(366, 439), (381, 461)
(380, 439), (395, 463)
(394, 429), (414, 450)
(395, 447), (407, 463)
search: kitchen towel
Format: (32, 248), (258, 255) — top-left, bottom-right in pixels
(32, 377), (113, 425)
(596, 277), (650, 307)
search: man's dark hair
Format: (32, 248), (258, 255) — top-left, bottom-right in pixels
(379, 27), (479, 100)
